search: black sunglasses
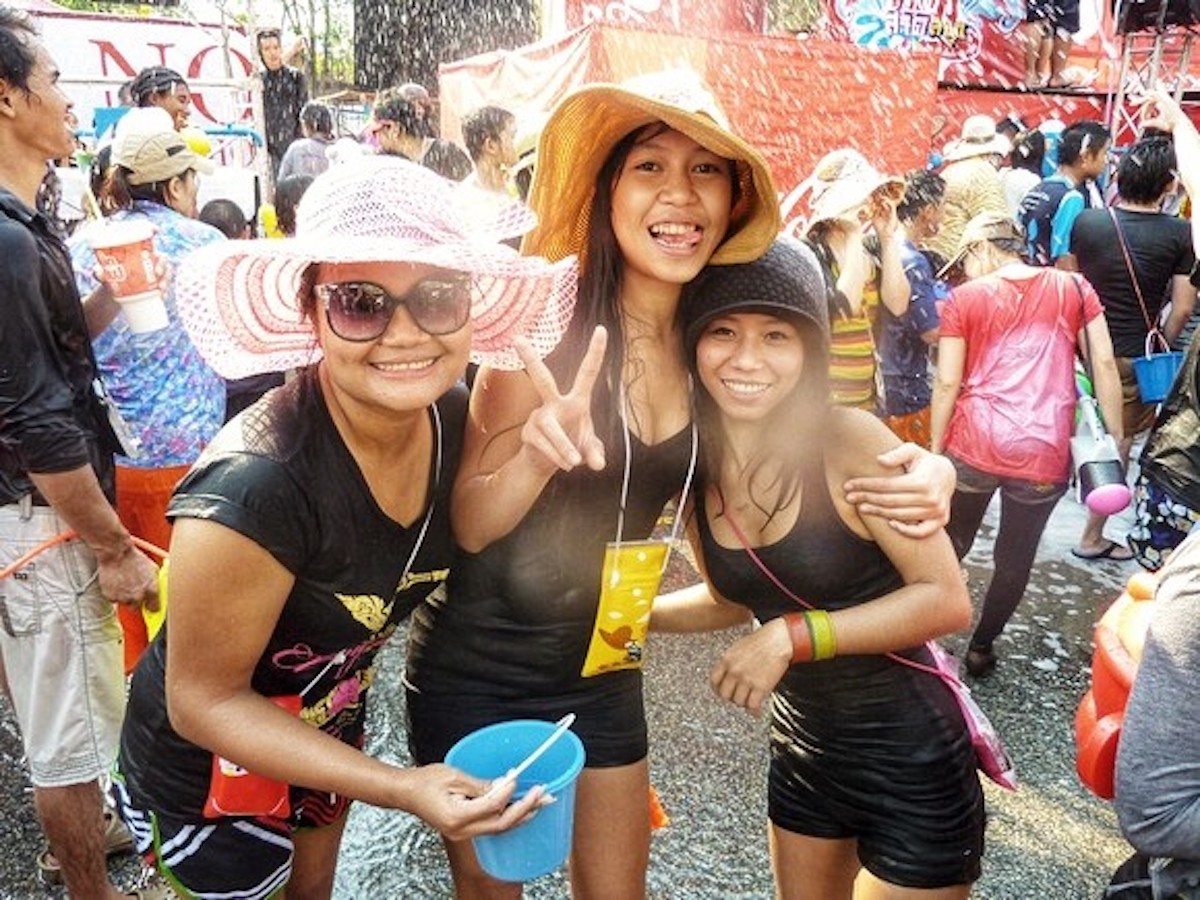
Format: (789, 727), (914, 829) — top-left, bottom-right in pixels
(314, 276), (472, 342)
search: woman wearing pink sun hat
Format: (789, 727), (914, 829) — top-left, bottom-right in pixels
(111, 156), (577, 900)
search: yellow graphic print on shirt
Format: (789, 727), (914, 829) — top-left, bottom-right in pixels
(334, 569), (448, 632)
(337, 594), (393, 632)
(302, 665), (376, 729)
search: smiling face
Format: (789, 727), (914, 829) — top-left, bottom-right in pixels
(312, 261), (472, 418)
(7, 41), (75, 164)
(695, 311), (805, 424)
(609, 127), (734, 292)
(151, 81), (191, 131)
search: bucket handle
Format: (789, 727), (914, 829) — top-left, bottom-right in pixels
(1145, 329), (1172, 357)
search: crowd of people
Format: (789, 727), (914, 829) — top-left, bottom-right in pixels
(3, 2), (1200, 898)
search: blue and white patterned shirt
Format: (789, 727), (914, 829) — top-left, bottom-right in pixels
(70, 201), (226, 468)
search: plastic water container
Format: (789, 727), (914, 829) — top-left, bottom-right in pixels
(1075, 572), (1157, 799)
(445, 719), (585, 883)
(1131, 351), (1184, 403)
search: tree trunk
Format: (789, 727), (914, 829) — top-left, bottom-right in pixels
(354, 0), (536, 93)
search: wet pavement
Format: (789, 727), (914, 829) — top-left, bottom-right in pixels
(1, 491), (1139, 899)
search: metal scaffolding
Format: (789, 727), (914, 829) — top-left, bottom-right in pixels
(1106, 3), (1200, 145)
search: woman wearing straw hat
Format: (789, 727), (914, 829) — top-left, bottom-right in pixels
(404, 70), (957, 899)
(927, 115), (1009, 266)
(110, 157), (576, 900)
(798, 147), (911, 411)
(653, 237), (984, 899)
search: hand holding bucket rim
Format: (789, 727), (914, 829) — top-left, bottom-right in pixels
(484, 712), (576, 801)
(445, 718), (587, 881)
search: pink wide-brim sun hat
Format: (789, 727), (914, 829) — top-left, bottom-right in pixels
(176, 156), (579, 380)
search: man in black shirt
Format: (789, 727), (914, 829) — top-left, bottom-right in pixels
(257, 28), (307, 181)
(0, 9), (159, 896)
(1071, 136), (1196, 561)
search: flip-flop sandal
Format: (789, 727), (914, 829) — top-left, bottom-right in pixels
(1071, 541), (1134, 561)
(37, 809), (135, 886)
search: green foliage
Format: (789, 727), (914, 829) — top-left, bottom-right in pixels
(769, 0), (823, 32)
(56, 0), (187, 16)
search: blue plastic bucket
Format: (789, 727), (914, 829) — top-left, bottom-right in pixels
(445, 719), (585, 883)
(1131, 351), (1184, 403)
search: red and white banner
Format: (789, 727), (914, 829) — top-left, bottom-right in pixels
(563, 0), (767, 34)
(35, 8), (254, 131)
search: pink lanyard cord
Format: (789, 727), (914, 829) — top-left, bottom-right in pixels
(716, 488), (945, 681)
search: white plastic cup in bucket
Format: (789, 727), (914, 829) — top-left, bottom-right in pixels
(89, 220), (169, 333)
(445, 719), (585, 883)
(1131, 350), (1184, 404)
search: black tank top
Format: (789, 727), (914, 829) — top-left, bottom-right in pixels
(407, 423), (693, 699)
(697, 457), (906, 623)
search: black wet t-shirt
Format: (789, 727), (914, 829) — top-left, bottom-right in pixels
(119, 367), (465, 818)
(406, 418), (692, 701)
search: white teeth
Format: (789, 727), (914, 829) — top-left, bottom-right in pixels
(649, 223), (699, 237)
(723, 380), (768, 395)
(374, 359), (435, 372)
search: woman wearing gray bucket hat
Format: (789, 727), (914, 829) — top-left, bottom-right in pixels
(653, 238), (984, 897)
(110, 156), (576, 899)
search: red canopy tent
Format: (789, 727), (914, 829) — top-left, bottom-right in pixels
(440, 23), (941, 223)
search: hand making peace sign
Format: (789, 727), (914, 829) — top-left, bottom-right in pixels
(514, 325), (609, 472)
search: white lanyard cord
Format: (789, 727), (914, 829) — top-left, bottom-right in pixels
(301, 402), (442, 700)
(613, 380), (697, 572)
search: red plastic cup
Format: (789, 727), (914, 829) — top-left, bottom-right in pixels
(90, 220), (168, 333)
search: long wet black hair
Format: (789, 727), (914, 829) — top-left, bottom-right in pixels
(550, 122), (742, 447)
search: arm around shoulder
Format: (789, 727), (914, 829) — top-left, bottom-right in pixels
(828, 410), (972, 652)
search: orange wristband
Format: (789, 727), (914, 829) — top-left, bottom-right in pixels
(783, 612), (813, 664)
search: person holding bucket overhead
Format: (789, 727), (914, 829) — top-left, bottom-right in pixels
(930, 212), (1124, 678)
(650, 237), (985, 898)
(110, 157), (577, 900)
(1068, 134), (1196, 561)
(404, 69), (958, 899)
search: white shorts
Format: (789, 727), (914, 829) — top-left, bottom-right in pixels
(0, 502), (125, 787)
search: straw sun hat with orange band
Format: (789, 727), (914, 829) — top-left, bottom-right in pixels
(522, 69), (782, 268)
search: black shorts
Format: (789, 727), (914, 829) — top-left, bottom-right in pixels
(406, 670), (647, 768)
(1026, 0), (1081, 33)
(768, 658), (986, 889)
(111, 759), (350, 900)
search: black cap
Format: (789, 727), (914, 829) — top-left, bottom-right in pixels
(682, 237), (831, 355)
